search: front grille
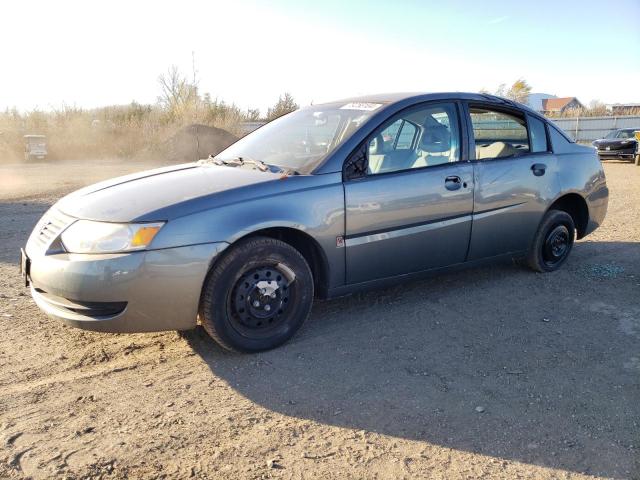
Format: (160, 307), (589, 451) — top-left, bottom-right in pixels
(33, 209), (74, 248)
(599, 142), (636, 152)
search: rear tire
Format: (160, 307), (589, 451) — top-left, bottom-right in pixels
(199, 236), (314, 353)
(527, 209), (575, 273)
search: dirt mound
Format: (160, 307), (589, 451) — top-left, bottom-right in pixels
(164, 124), (237, 163)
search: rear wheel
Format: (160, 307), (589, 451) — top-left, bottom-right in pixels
(527, 209), (575, 272)
(200, 236), (314, 352)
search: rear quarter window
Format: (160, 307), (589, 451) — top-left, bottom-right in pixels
(548, 124), (575, 154)
(527, 115), (549, 153)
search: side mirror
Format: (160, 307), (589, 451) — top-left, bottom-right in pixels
(343, 142), (368, 180)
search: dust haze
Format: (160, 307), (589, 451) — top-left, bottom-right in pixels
(0, 65), (297, 173)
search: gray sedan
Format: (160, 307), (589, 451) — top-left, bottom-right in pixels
(21, 92), (608, 352)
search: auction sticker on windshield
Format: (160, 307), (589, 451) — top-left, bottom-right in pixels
(340, 102), (382, 111)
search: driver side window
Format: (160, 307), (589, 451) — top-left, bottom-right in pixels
(367, 103), (460, 175)
(368, 119), (417, 155)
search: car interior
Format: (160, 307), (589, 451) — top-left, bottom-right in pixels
(368, 105), (459, 174)
(470, 107), (530, 160)
(367, 105), (532, 174)
(616, 129), (636, 139)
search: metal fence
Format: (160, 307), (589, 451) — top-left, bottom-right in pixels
(549, 116), (640, 143)
(239, 121), (267, 135)
(240, 117), (640, 144)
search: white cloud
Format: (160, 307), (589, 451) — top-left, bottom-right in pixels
(487, 15), (509, 24)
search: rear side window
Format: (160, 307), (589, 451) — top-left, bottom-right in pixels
(548, 125), (575, 153)
(528, 116), (549, 153)
(470, 107), (529, 159)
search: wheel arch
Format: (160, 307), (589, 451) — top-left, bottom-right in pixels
(546, 192), (589, 239)
(206, 225), (331, 299)
(245, 227), (330, 298)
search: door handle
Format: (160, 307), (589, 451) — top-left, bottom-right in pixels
(445, 175), (462, 191)
(531, 163), (547, 176)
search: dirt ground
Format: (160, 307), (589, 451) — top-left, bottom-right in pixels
(0, 159), (638, 480)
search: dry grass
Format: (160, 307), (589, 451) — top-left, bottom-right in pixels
(0, 99), (251, 162)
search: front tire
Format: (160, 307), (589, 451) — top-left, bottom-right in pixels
(200, 236), (314, 353)
(527, 209), (575, 272)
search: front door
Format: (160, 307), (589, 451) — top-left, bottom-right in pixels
(466, 105), (559, 260)
(344, 102), (474, 284)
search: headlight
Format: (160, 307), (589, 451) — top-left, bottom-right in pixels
(60, 220), (165, 254)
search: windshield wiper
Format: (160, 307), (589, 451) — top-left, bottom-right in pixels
(204, 155), (268, 171)
(206, 155), (299, 175)
(237, 156), (271, 172)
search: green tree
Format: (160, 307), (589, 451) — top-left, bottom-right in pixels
(266, 93), (298, 121)
(505, 78), (531, 104)
(481, 79), (532, 105)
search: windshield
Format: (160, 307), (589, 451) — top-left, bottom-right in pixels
(618, 130), (636, 139)
(606, 129), (636, 139)
(215, 102), (384, 173)
(605, 130), (618, 139)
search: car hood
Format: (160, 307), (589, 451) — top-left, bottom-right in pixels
(594, 138), (636, 145)
(56, 162), (283, 222)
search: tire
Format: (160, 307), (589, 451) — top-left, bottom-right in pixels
(199, 236), (314, 353)
(526, 209), (576, 273)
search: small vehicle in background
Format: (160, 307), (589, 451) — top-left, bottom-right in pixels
(24, 135), (47, 160)
(592, 129), (638, 161)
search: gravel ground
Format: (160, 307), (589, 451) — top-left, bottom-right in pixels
(0, 159), (638, 480)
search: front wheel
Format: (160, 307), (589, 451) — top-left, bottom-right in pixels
(199, 236), (314, 353)
(526, 209), (576, 272)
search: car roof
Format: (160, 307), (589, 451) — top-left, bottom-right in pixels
(317, 91), (543, 118)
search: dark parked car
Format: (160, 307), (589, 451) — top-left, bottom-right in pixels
(592, 128), (638, 160)
(22, 92), (609, 352)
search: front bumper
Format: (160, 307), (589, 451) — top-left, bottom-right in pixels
(596, 147), (636, 158)
(26, 242), (227, 332)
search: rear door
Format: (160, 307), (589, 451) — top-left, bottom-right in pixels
(465, 103), (560, 260)
(343, 102), (474, 284)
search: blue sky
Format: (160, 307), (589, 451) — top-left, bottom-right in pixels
(2, 0), (638, 112)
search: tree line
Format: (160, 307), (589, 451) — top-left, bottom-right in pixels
(0, 65), (300, 161)
(480, 78), (635, 117)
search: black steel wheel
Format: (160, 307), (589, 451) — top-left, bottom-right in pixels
(228, 265), (295, 337)
(200, 236), (314, 352)
(542, 225), (570, 268)
(527, 209), (575, 272)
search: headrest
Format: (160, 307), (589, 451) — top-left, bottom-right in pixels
(420, 124), (450, 152)
(475, 141), (518, 160)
